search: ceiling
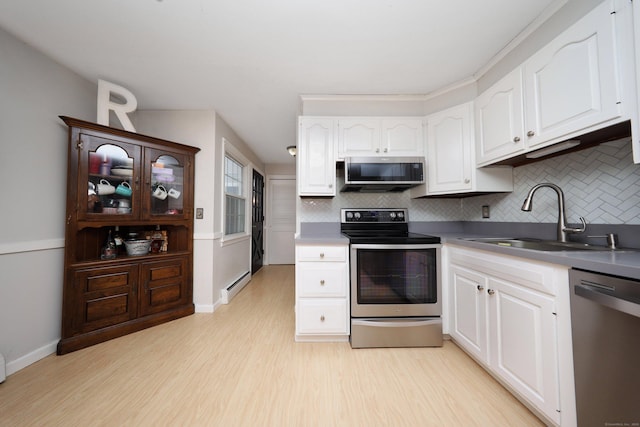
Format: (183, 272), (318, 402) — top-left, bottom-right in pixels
(0, 0), (561, 165)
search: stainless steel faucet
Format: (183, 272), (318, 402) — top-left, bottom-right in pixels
(521, 183), (586, 242)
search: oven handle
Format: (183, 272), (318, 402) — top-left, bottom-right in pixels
(352, 318), (440, 328)
(350, 244), (441, 250)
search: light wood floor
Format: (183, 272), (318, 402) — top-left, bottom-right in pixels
(0, 265), (543, 426)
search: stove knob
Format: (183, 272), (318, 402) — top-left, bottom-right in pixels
(389, 212), (396, 219)
(397, 212), (405, 220)
(346, 212), (353, 220)
(354, 212), (361, 220)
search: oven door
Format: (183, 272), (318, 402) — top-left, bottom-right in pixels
(350, 244), (441, 318)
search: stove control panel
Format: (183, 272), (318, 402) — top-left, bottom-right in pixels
(341, 208), (408, 223)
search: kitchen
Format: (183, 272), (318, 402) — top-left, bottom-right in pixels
(2, 0), (640, 425)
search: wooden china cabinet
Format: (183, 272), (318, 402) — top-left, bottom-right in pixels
(57, 116), (200, 355)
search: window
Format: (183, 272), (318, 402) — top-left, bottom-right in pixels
(224, 152), (246, 236)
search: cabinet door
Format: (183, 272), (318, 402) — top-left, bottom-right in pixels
(297, 118), (336, 196)
(78, 133), (141, 221)
(143, 148), (192, 220)
(139, 257), (190, 316)
(337, 118), (381, 156)
(381, 118), (425, 155)
(475, 69), (525, 165)
(70, 264), (139, 334)
(426, 103), (473, 193)
(449, 264), (488, 364)
(487, 277), (560, 424)
(524, 1), (620, 149)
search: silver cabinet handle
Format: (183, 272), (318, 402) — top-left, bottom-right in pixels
(477, 285), (484, 291)
(319, 253), (325, 258)
(487, 289), (495, 295)
(464, 178), (470, 184)
(320, 315), (325, 322)
(384, 148), (388, 153)
(513, 136), (521, 142)
(527, 130), (535, 137)
(375, 148), (380, 153)
(320, 280), (325, 286)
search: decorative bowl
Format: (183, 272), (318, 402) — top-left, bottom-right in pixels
(124, 239), (151, 256)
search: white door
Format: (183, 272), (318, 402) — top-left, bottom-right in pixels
(427, 103), (473, 193)
(487, 276), (560, 424)
(298, 118), (336, 196)
(267, 178), (296, 264)
(381, 118), (424, 155)
(523, 1), (620, 149)
(475, 68), (525, 165)
(337, 118), (381, 157)
(449, 264), (488, 363)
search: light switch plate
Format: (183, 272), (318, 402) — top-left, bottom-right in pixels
(196, 208), (204, 219)
(482, 205), (490, 219)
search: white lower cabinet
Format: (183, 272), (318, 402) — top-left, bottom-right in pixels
(295, 243), (350, 341)
(446, 245), (576, 426)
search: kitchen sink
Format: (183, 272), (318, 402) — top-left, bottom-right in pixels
(464, 237), (629, 252)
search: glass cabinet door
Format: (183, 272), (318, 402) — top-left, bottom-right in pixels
(146, 149), (188, 218)
(79, 134), (141, 220)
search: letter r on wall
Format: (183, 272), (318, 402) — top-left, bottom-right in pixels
(97, 79), (138, 132)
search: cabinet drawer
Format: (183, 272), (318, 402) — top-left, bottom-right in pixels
(297, 262), (347, 297)
(296, 245), (347, 262)
(140, 257), (189, 316)
(73, 264), (138, 333)
(297, 299), (348, 334)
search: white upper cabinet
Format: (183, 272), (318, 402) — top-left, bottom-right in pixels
(297, 117), (336, 196)
(476, 0), (627, 166)
(412, 102), (513, 197)
(523, 0), (620, 150)
(337, 117), (424, 158)
(381, 118), (425, 156)
(475, 69), (526, 165)
(337, 118), (380, 157)
(425, 103), (474, 193)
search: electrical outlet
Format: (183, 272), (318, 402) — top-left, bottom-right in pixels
(196, 208), (204, 219)
(482, 205), (490, 219)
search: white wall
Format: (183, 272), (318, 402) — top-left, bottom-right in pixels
(0, 27), (96, 374)
(133, 110), (218, 312)
(213, 114), (265, 299)
(134, 111), (265, 311)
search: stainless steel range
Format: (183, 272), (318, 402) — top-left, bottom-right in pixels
(341, 208), (442, 348)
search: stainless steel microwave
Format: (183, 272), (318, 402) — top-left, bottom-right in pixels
(342, 156), (425, 192)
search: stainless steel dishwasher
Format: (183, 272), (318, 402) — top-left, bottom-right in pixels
(569, 269), (640, 426)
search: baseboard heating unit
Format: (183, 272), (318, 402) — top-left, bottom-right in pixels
(221, 271), (250, 304)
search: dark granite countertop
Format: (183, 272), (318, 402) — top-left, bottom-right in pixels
(297, 221), (640, 281)
(440, 234), (640, 281)
(295, 222), (348, 245)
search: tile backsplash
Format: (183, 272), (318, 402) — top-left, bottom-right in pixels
(299, 138), (640, 225)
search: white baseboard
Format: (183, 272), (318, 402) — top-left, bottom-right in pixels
(220, 272), (251, 304)
(195, 304), (215, 313)
(6, 340), (58, 377)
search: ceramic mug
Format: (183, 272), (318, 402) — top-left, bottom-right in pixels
(115, 181), (132, 197)
(152, 184), (168, 200)
(96, 179), (115, 195)
(168, 188), (181, 199)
